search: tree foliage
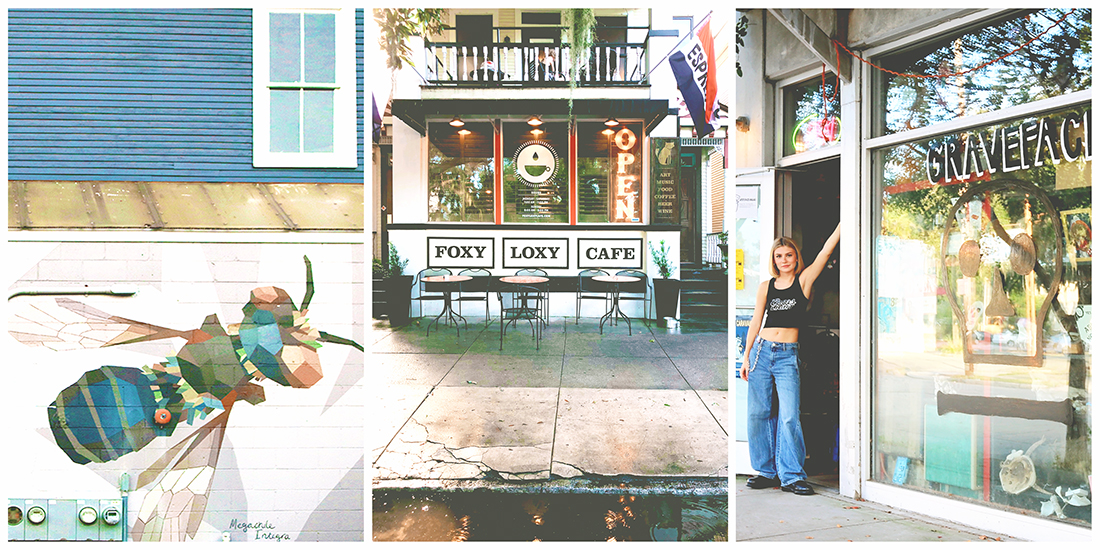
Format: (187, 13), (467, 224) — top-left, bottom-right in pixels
(374, 8), (447, 71)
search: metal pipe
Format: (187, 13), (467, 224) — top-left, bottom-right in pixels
(7, 286), (138, 301)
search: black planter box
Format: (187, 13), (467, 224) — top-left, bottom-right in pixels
(652, 278), (681, 319)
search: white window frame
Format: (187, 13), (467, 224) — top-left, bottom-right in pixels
(253, 8), (357, 168)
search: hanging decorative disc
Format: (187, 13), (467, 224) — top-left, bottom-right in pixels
(1009, 233), (1037, 275)
(959, 240), (981, 277)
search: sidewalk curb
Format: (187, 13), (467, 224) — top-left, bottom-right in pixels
(374, 476), (729, 497)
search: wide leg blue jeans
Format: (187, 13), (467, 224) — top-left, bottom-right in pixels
(746, 338), (807, 486)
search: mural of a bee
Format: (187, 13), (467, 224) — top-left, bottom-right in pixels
(11, 255), (361, 541)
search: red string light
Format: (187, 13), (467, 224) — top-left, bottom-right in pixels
(834, 8), (1076, 80)
(816, 8), (1076, 143)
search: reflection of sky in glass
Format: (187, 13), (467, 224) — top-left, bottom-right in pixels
(882, 9), (1091, 135)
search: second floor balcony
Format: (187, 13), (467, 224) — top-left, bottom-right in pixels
(423, 25), (650, 88)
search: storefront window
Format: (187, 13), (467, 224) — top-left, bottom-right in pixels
(782, 75), (840, 157)
(428, 121), (494, 222)
(876, 8), (1091, 137)
(873, 105), (1091, 526)
(576, 121), (643, 223)
(503, 121), (569, 223)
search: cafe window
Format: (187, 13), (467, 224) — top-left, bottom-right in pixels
(576, 121), (643, 223)
(253, 9), (357, 168)
(873, 104), (1091, 526)
(875, 8), (1091, 138)
(782, 75), (840, 157)
(428, 121), (495, 222)
(502, 121), (569, 223)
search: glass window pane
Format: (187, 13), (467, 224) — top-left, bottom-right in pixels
(304, 13), (336, 83)
(149, 183), (288, 229)
(873, 104), (1091, 526)
(270, 89), (301, 153)
(577, 121), (643, 224)
(503, 121), (569, 223)
(783, 76), (841, 156)
(270, 13), (301, 83)
(876, 9), (1091, 137)
(268, 183), (364, 229)
(303, 90), (334, 153)
(428, 121), (495, 222)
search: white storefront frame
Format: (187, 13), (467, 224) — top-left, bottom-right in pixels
(850, 11), (1094, 541)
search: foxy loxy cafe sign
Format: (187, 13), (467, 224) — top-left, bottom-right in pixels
(925, 109), (1091, 185)
(428, 236), (643, 270)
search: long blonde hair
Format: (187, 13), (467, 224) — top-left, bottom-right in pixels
(768, 237), (804, 278)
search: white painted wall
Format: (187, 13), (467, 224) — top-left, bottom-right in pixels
(6, 241), (363, 542)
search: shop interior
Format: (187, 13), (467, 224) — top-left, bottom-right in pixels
(788, 158), (841, 486)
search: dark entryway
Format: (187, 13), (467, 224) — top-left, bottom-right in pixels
(788, 158), (840, 484)
(679, 150), (702, 265)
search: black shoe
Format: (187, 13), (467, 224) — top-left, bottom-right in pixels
(746, 475), (781, 489)
(781, 480), (815, 495)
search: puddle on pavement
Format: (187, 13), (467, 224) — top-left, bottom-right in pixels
(373, 490), (727, 541)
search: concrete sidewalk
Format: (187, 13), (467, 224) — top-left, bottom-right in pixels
(735, 475), (1017, 541)
(371, 315), (728, 483)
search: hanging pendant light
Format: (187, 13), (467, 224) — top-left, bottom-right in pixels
(604, 117), (620, 127)
(449, 116), (465, 127)
(527, 115), (543, 126)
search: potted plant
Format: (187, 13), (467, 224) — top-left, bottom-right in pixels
(375, 243), (412, 325)
(649, 240), (680, 320)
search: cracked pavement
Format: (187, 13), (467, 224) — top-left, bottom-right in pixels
(372, 316), (728, 482)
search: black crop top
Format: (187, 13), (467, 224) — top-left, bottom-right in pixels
(763, 274), (807, 328)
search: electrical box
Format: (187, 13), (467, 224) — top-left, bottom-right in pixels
(99, 500), (125, 541)
(8, 503), (25, 541)
(47, 500), (76, 541)
(9, 499), (124, 541)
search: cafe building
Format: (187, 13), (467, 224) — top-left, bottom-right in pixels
(373, 8), (729, 321)
(734, 8), (1091, 540)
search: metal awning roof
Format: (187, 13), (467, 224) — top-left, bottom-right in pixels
(391, 99), (675, 136)
(8, 181), (363, 231)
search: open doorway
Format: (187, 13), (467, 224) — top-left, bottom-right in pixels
(788, 158), (840, 487)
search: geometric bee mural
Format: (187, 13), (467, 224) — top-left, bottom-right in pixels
(8, 242), (364, 541)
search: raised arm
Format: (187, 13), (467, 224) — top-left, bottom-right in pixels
(800, 222), (841, 293)
(740, 280), (769, 380)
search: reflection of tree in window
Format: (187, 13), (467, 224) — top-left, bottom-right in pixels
(428, 122), (494, 222)
(879, 8), (1091, 135)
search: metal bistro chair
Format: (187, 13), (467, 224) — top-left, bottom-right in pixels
(456, 268), (492, 327)
(614, 269), (650, 326)
(413, 267), (452, 322)
(497, 284), (545, 350)
(575, 269), (610, 325)
(515, 268), (550, 328)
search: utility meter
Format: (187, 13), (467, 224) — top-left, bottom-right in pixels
(8, 505), (22, 526)
(101, 507), (121, 526)
(78, 506), (98, 525)
(26, 506), (46, 525)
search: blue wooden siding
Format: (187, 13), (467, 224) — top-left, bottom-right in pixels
(8, 9), (363, 183)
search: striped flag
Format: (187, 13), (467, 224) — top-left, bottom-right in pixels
(670, 19), (718, 137)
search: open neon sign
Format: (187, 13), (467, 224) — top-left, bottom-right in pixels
(792, 114), (841, 154)
(613, 128), (640, 222)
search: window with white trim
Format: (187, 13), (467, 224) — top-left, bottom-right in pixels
(253, 8), (357, 168)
